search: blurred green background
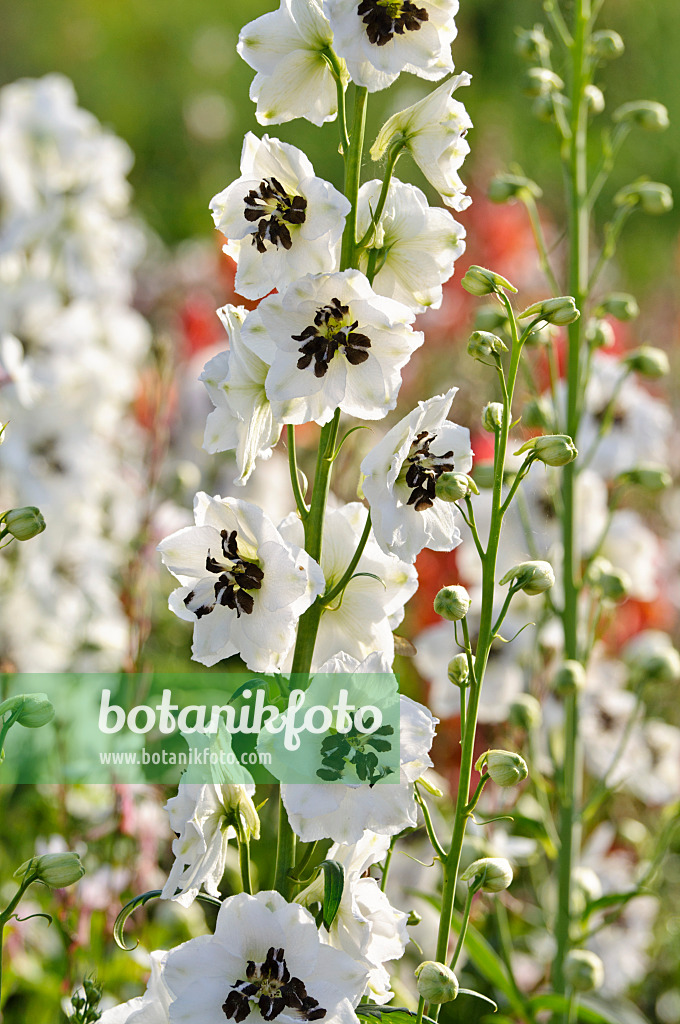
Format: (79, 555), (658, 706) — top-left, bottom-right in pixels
(1, 0), (678, 295)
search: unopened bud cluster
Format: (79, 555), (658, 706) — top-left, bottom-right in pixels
(462, 266), (517, 296)
(415, 961), (459, 1003)
(15, 851), (85, 888)
(518, 296), (580, 326)
(0, 692), (55, 728)
(500, 560), (555, 595)
(476, 748), (529, 787)
(467, 330), (507, 360)
(515, 434), (578, 467)
(434, 585), (471, 622)
(435, 472), (478, 502)
(1, 506), (46, 541)
(461, 857), (513, 893)
(622, 345), (669, 378)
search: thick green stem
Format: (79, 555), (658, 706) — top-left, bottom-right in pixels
(340, 87), (368, 272)
(274, 793), (297, 898)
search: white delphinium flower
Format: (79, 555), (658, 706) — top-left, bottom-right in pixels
(210, 134), (350, 300)
(599, 508), (661, 602)
(201, 305), (284, 484)
(262, 270), (423, 425)
(238, 0), (346, 127)
(98, 951), (171, 1023)
(161, 783), (260, 908)
(0, 333), (39, 406)
(298, 831), (409, 1004)
(158, 890), (368, 1024)
(361, 389), (472, 562)
(371, 73), (472, 210)
(282, 652), (437, 843)
(158, 492), (325, 671)
(325, 0), (458, 92)
(279, 503), (417, 666)
(356, 178), (465, 312)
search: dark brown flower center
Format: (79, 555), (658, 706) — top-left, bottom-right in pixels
(223, 947), (327, 1023)
(357, 0), (429, 46)
(402, 430), (454, 511)
(183, 528), (264, 620)
(292, 297), (371, 378)
(243, 177), (307, 254)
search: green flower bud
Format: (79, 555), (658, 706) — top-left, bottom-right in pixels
(509, 693), (542, 731)
(488, 173), (543, 203)
(613, 100), (669, 132)
(460, 857), (513, 893)
(467, 330), (508, 360)
(434, 585), (471, 622)
(571, 867), (603, 915)
(476, 748), (529, 787)
(462, 266), (517, 296)
(518, 296), (580, 326)
(585, 317), (616, 349)
(624, 631), (680, 683)
(585, 85), (605, 115)
(514, 434), (578, 467)
(448, 653), (471, 687)
(616, 466), (672, 491)
(614, 181), (673, 215)
(522, 396), (555, 430)
(587, 557), (631, 602)
(595, 293), (639, 321)
(474, 305), (510, 334)
(15, 852), (85, 888)
(3, 506), (46, 541)
(564, 950), (605, 992)
(0, 692), (55, 728)
(435, 472), (479, 502)
(500, 560), (555, 595)
(524, 67), (564, 97)
(531, 93), (564, 123)
(515, 24), (551, 62)
(622, 345), (670, 378)
(591, 29), (624, 59)
(415, 961), (459, 1003)
(482, 402), (505, 433)
(551, 660), (586, 696)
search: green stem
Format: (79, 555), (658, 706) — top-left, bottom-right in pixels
(322, 47), (350, 155)
(340, 86), (368, 272)
(449, 886), (474, 970)
(380, 838), (396, 893)
(287, 425), (309, 519)
(355, 143), (402, 251)
(323, 512), (372, 605)
(273, 793), (297, 899)
(465, 772), (490, 815)
(239, 837), (253, 895)
(415, 785), (447, 860)
(415, 995), (426, 1024)
(0, 876), (34, 1011)
(289, 841), (319, 883)
(523, 195), (562, 293)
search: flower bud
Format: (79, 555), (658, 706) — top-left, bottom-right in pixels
(614, 181), (673, 215)
(624, 630), (680, 683)
(460, 857), (513, 893)
(448, 653), (471, 687)
(0, 692), (55, 728)
(615, 466), (672, 491)
(15, 852), (85, 888)
(3, 506), (46, 541)
(613, 100), (669, 132)
(488, 173), (542, 203)
(462, 266), (517, 296)
(476, 749), (529, 787)
(482, 402), (505, 432)
(500, 560), (555, 595)
(591, 29), (624, 59)
(571, 867), (603, 915)
(585, 85), (605, 115)
(551, 660), (586, 696)
(467, 330), (508, 360)
(474, 305), (510, 334)
(587, 557), (631, 602)
(435, 472), (479, 502)
(595, 293), (639, 321)
(518, 296), (580, 326)
(622, 345), (669, 378)
(434, 585), (471, 622)
(524, 67), (564, 97)
(515, 25), (551, 62)
(415, 961), (459, 1003)
(532, 92), (566, 123)
(509, 693), (542, 731)
(522, 396), (555, 430)
(564, 950), (605, 992)
(585, 317), (615, 350)
(514, 434), (578, 467)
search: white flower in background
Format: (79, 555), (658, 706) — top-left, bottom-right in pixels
(201, 305), (283, 484)
(298, 831), (409, 1004)
(238, 0), (346, 127)
(159, 890), (368, 1024)
(325, 0), (458, 92)
(279, 503), (417, 667)
(282, 652), (438, 843)
(0, 333), (39, 407)
(599, 508), (661, 602)
(98, 951), (171, 1023)
(361, 389), (472, 562)
(161, 783), (260, 908)
(357, 178), (465, 312)
(262, 270), (423, 425)
(371, 72), (472, 210)
(210, 134), (350, 300)
(158, 492), (325, 671)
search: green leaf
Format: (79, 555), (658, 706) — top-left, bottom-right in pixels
(528, 993), (652, 1024)
(458, 989), (498, 1010)
(357, 1005), (437, 1024)
(584, 889), (641, 918)
(113, 889), (222, 950)
(319, 859), (345, 931)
